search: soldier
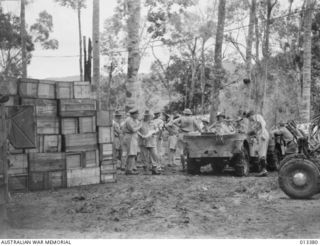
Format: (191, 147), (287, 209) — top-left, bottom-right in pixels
(201, 118), (210, 133)
(246, 110), (270, 177)
(165, 114), (180, 167)
(113, 110), (123, 170)
(208, 112), (234, 134)
(153, 111), (164, 167)
(173, 108), (202, 171)
(271, 121), (296, 154)
(122, 108), (142, 175)
(138, 110), (161, 175)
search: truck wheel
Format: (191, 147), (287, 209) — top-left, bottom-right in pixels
(234, 149), (250, 177)
(187, 158), (201, 175)
(278, 158), (320, 199)
(267, 147), (281, 171)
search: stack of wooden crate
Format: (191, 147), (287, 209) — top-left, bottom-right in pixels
(2, 77), (117, 192)
(97, 111), (116, 183)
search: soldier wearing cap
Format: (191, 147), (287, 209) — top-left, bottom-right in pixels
(138, 110), (161, 175)
(208, 112), (234, 134)
(165, 113), (180, 167)
(122, 108), (142, 175)
(173, 108), (202, 170)
(271, 121), (296, 154)
(113, 110), (123, 170)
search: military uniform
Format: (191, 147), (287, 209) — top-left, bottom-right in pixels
(153, 115), (164, 166)
(271, 125), (296, 154)
(113, 119), (123, 169)
(165, 119), (180, 166)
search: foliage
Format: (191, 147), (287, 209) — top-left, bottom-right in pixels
(54, 0), (86, 9)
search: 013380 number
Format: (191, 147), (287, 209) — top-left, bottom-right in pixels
(300, 240), (318, 245)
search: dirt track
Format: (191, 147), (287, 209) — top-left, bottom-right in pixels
(3, 166), (320, 239)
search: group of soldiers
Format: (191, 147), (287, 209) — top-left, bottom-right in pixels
(113, 106), (295, 177)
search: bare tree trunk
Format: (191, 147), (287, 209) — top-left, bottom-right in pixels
(300, 0), (315, 122)
(189, 38), (198, 109)
(126, 0), (141, 112)
(200, 39), (206, 114)
(210, 0), (226, 123)
(78, 1), (83, 81)
(92, 0), (100, 98)
(20, 0), (27, 78)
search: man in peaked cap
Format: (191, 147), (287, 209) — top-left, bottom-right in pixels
(138, 109), (161, 175)
(122, 107), (142, 175)
(173, 108), (202, 171)
(113, 110), (124, 170)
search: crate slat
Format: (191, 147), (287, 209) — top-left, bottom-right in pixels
(79, 116), (96, 133)
(29, 153), (66, 172)
(21, 98), (57, 117)
(56, 82), (74, 99)
(59, 99), (96, 117)
(63, 133), (97, 152)
(36, 117), (60, 135)
(29, 171), (66, 191)
(98, 126), (113, 143)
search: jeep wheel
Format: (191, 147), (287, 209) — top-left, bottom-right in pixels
(234, 149), (250, 177)
(278, 158), (320, 199)
(267, 147), (281, 171)
(187, 158), (201, 175)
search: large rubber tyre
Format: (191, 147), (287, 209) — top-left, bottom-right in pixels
(279, 154), (306, 169)
(234, 149), (250, 177)
(187, 158), (201, 175)
(211, 162), (225, 174)
(267, 147), (281, 171)
(278, 158), (320, 199)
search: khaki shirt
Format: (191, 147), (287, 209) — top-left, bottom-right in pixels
(139, 120), (158, 148)
(173, 116), (201, 133)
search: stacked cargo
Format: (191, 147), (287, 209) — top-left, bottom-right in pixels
(97, 111), (116, 183)
(1, 77), (116, 192)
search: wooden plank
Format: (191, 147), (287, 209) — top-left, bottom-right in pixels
(74, 81), (91, 99)
(8, 143), (23, 154)
(18, 78), (39, 98)
(98, 126), (113, 143)
(36, 117), (60, 135)
(59, 99), (96, 117)
(63, 133), (97, 152)
(100, 172), (116, 183)
(99, 143), (113, 160)
(21, 98), (57, 117)
(4, 96), (20, 107)
(56, 82), (74, 99)
(100, 163), (116, 172)
(96, 110), (113, 126)
(38, 135), (62, 153)
(66, 152), (84, 169)
(67, 167), (100, 187)
(0, 77), (18, 95)
(8, 154), (28, 175)
(29, 171), (66, 191)
(8, 174), (28, 193)
(61, 118), (79, 134)
(79, 116), (96, 133)
(38, 80), (56, 99)
(29, 153), (66, 172)
(100, 159), (114, 166)
(84, 150), (98, 167)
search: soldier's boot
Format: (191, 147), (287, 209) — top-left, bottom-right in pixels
(256, 158), (268, 177)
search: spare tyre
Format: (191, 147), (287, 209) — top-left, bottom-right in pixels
(278, 158), (320, 199)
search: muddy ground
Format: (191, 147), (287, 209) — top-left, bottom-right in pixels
(3, 166), (320, 239)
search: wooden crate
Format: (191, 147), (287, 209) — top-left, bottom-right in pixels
(4, 96), (20, 107)
(100, 159), (114, 166)
(21, 98), (57, 117)
(38, 80), (56, 99)
(8, 174), (28, 193)
(0, 76), (18, 95)
(98, 126), (113, 143)
(29, 171), (66, 191)
(36, 117), (60, 134)
(59, 99), (96, 117)
(97, 110), (113, 126)
(61, 118), (79, 134)
(63, 133), (97, 152)
(38, 135), (62, 153)
(66, 152), (83, 169)
(79, 116), (96, 133)
(100, 171), (117, 183)
(74, 81), (91, 99)
(84, 150), (99, 167)
(0, 184), (7, 205)
(67, 167), (100, 187)
(99, 143), (113, 160)
(29, 153), (66, 172)
(8, 154), (28, 175)
(18, 78), (39, 98)
(56, 82), (74, 99)
(100, 162), (116, 172)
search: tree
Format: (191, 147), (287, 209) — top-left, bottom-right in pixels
(210, 0), (226, 123)
(300, 0), (316, 122)
(21, 0), (27, 77)
(92, 0), (100, 94)
(55, 0), (86, 81)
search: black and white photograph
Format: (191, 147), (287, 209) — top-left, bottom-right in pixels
(0, 0), (320, 241)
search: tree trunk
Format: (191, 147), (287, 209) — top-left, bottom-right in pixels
(300, 0), (315, 122)
(78, 1), (83, 81)
(200, 39), (206, 115)
(126, 0), (141, 112)
(210, 0), (226, 123)
(20, 0), (27, 78)
(92, 0), (100, 98)
(189, 38), (198, 109)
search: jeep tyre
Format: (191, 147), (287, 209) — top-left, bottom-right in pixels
(187, 158), (201, 175)
(234, 148), (250, 177)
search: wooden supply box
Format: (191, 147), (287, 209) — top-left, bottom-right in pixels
(21, 98), (57, 117)
(3, 96), (20, 107)
(36, 117), (60, 135)
(19, 79), (55, 99)
(29, 153), (66, 172)
(0, 76), (18, 95)
(8, 174), (28, 193)
(79, 116), (96, 133)
(98, 126), (113, 143)
(38, 80), (56, 99)
(59, 99), (96, 117)
(29, 171), (66, 191)
(56, 82), (74, 99)
(66, 150), (99, 169)
(74, 81), (91, 99)
(38, 135), (62, 153)
(63, 133), (97, 152)
(61, 118), (79, 134)
(67, 166), (100, 187)
(100, 169), (117, 183)
(100, 161), (116, 172)
(97, 110), (113, 127)
(8, 154), (28, 175)
(99, 143), (113, 161)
